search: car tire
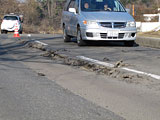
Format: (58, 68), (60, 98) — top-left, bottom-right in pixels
(124, 41), (134, 47)
(63, 26), (71, 42)
(1, 30), (4, 34)
(4, 30), (7, 34)
(1, 30), (7, 34)
(77, 28), (86, 46)
(19, 31), (23, 34)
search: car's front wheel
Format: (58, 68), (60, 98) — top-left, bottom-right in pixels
(19, 30), (23, 34)
(77, 28), (86, 46)
(63, 26), (71, 42)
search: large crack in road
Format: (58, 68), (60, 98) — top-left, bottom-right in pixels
(26, 40), (158, 87)
(13, 35), (160, 120)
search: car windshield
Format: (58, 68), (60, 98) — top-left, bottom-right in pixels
(81, 0), (126, 12)
(4, 16), (18, 20)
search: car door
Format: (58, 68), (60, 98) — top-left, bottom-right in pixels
(66, 0), (77, 36)
(69, 0), (79, 36)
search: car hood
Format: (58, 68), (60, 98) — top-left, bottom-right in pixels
(81, 12), (134, 22)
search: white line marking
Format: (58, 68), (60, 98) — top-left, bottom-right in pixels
(77, 56), (160, 80)
(28, 34), (31, 37)
(77, 56), (114, 68)
(35, 41), (48, 46)
(122, 67), (160, 80)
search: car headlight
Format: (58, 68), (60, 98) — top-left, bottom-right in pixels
(83, 20), (99, 27)
(126, 21), (136, 27)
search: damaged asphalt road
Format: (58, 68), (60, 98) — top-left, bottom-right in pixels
(25, 34), (160, 88)
(2, 34), (160, 120)
(0, 34), (125, 120)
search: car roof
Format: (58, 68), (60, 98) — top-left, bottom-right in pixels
(4, 14), (19, 17)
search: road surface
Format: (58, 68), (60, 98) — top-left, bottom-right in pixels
(0, 34), (160, 120)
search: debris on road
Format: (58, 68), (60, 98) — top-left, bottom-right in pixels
(114, 60), (123, 68)
(103, 57), (110, 61)
(26, 41), (154, 85)
(38, 72), (46, 76)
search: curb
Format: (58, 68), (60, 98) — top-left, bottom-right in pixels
(136, 36), (160, 49)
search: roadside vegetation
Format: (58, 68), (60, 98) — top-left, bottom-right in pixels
(0, 0), (160, 33)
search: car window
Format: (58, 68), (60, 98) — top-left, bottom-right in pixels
(81, 0), (126, 12)
(4, 16), (18, 20)
(67, 0), (76, 11)
(114, 0), (125, 12)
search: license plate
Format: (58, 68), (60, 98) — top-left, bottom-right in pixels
(108, 31), (118, 37)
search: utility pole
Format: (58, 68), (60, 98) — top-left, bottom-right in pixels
(132, 4), (135, 17)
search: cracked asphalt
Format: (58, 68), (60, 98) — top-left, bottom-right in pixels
(0, 34), (124, 120)
(1, 34), (160, 120)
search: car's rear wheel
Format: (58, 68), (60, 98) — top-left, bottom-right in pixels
(1, 30), (7, 34)
(77, 28), (86, 46)
(63, 26), (71, 42)
(124, 41), (135, 47)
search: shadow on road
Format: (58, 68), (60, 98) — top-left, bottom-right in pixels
(71, 38), (139, 47)
(0, 38), (53, 70)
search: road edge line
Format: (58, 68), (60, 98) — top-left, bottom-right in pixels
(78, 56), (160, 80)
(35, 41), (48, 46)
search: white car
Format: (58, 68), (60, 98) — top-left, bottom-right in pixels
(61, 0), (136, 46)
(1, 14), (23, 34)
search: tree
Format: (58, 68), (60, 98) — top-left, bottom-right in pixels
(22, 0), (44, 25)
(0, 0), (21, 17)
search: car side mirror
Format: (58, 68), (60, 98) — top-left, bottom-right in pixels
(20, 19), (23, 23)
(69, 8), (76, 14)
(19, 15), (23, 23)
